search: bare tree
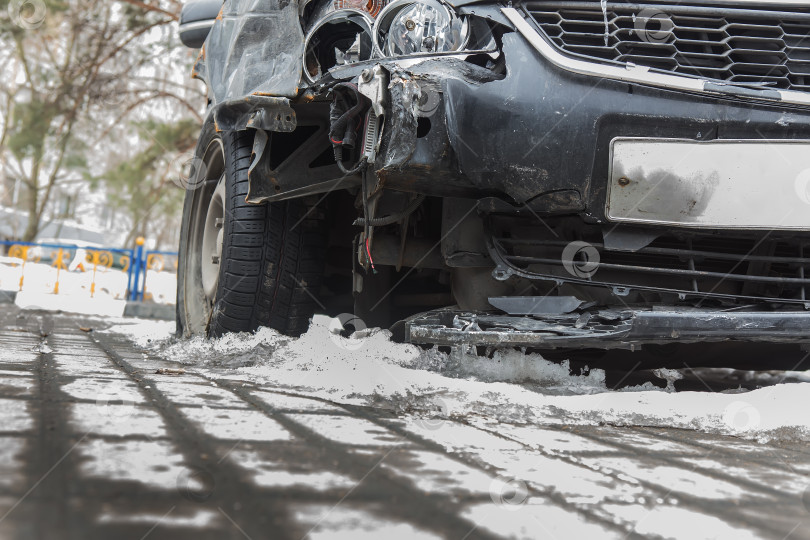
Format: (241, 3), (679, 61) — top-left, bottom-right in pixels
(0, 0), (204, 240)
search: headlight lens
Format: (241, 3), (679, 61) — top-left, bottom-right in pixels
(373, 0), (468, 56)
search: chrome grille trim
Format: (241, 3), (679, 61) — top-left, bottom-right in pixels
(502, 6), (810, 106)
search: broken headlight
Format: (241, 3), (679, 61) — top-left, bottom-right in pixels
(302, 0), (489, 82)
(373, 0), (468, 56)
(304, 9), (375, 83)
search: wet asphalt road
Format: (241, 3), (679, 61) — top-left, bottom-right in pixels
(1, 306), (810, 539)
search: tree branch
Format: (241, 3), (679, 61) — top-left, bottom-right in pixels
(118, 0), (179, 21)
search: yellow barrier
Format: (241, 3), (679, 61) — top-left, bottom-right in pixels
(8, 245), (29, 290)
(50, 248), (69, 294)
(84, 250), (114, 297)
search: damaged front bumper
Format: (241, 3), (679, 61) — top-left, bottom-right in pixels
(210, 1), (810, 212)
(200, 1), (810, 211)
(405, 308), (810, 349)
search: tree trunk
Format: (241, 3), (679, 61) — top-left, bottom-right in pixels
(22, 174), (39, 242)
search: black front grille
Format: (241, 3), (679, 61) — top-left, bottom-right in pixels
(524, 1), (810, 91)
(488, 229), (810, 306)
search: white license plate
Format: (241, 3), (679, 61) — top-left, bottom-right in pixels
(607, 138), (810, 230)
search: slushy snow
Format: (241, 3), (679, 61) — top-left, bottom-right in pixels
(106, 314), (810, 444)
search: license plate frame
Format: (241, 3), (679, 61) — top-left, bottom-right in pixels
(606, 137), (810, 230)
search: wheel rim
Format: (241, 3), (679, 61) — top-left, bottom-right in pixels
(183, 137), (225, 334)
(201, 176), (225, 301)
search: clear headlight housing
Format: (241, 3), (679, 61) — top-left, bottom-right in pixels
(373, 0), (468, 57)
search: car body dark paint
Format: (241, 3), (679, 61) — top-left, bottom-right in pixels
(183, 0), (810, 348)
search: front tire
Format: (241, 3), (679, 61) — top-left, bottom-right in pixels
(177, 120), (327, 338)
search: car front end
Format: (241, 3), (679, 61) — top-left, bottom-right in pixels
(181, 0), (810, 351)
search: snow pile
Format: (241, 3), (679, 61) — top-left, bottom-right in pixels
(105, 319), (175, 348)
(0, 259), (176, 317)
(108, 314), (810, 444)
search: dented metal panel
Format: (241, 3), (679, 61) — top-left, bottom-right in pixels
(193, 0), (304, 107)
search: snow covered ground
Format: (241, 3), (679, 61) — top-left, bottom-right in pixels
(0, 258), (176, 315)
(109, 314), (810, 446)
(4, 308), (810, 539)
(93, 314), (810, 539)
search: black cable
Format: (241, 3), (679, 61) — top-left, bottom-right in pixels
(333, 146), (367, 176)
(329, 83), (367, 148)
(353, 194), (426, 227)
(330, 83), (370, 176)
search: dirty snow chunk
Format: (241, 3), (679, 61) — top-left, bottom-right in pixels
(288, 414), (402, 447)
(97, 510), (220, 528)
(380, 449), (497, 497)
(77, 439), (194, 490)
(180, 407), (292, 442)
(69, 402), (167, 438)
(228, 449), (355, 491)
(463, 502), (622, 540)
(429, 347), (609, 395)
(295, 505), (442, 540)
(172, 315), (438, 400)
(158, 325), (290, 365)
(604, 504), (760, 540)
(653, 368), (684, 392)
(0, 399), (34, 431)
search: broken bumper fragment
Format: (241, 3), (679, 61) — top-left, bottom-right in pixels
(405, 309), (810, 349)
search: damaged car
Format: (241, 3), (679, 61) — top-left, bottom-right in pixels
(176, 0), (810, 358)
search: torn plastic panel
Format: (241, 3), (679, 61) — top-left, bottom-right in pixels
(213, 95), (297, 132)
(193, 0), (304, 107)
